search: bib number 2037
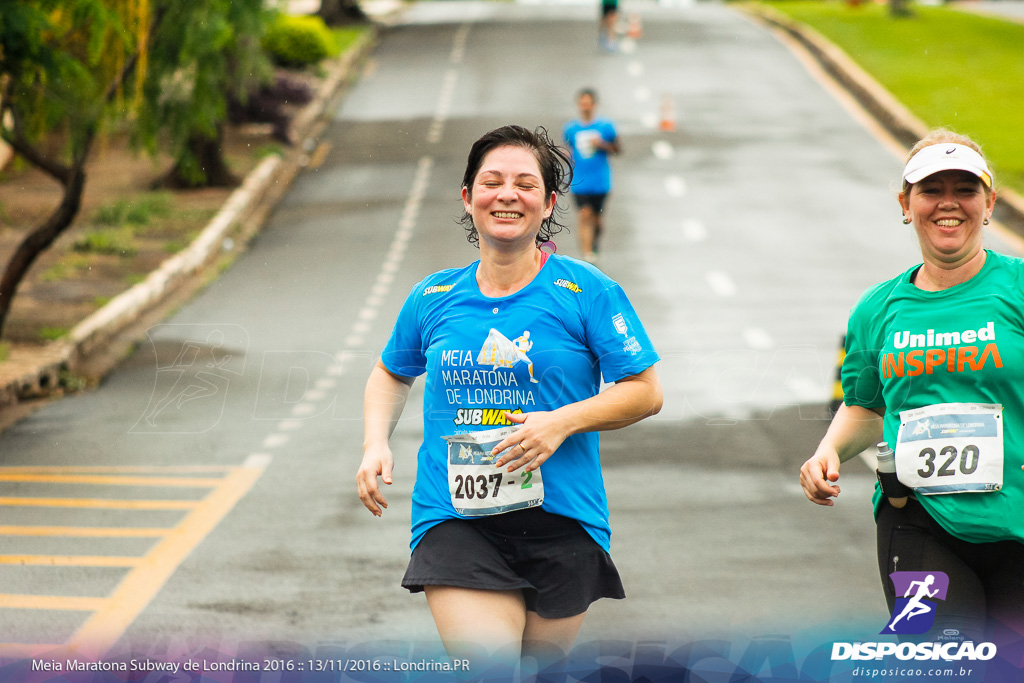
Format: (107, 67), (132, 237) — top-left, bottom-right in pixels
(453, 471), (535, 500)
(443, 426), (544, 516)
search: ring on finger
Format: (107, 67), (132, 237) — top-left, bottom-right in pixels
(518, 443), (528, 453)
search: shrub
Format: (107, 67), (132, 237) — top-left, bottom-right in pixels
(39, 327), (69, 341)
(263, 14), (336, 68)
(73, 228), (137, 256)
(93, 193), (173, 227)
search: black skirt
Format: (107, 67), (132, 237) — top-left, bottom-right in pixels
(402, 507), (625, 619)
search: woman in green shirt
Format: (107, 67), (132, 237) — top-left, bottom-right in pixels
(800, 129), (1024, 641)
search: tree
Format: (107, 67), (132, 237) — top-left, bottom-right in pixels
(0, 0), (158, 340)
(318, 0), (367, 26)
(139, 0), (271, 189)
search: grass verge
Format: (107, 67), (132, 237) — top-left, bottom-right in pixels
(763, 1), (1024, 193)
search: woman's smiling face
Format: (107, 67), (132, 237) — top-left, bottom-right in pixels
(900, 169), (994, 267)
(462, 145), (555, 249)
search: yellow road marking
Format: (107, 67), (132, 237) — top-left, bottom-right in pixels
(0, 555), (141, 567)
(0, 465), (233, 474)
(0, 594), (108, 611)
(0, 526), (169, 537)
(0, 497), (197, 510)
(0, 473), (224, 487)
(0, 473), (225, 487)
(68, 460), (268, 655)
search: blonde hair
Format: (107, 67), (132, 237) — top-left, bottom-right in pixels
(903, 128), (992, 195)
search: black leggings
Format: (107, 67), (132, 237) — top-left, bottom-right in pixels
(876, 497), (1024, 641)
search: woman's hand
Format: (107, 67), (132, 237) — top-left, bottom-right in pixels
(491, 411), (569, 473)
(356, 445), (395, 516)
(800, 447), (842, 506)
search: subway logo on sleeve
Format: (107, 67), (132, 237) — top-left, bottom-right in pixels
(881, 322), (1001, 378)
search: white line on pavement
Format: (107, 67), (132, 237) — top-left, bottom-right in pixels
(665, 175), (687, 197)
(682, 219), (707, 242)
(742, 327), (775, 351)
(262, 433), (290, 449)
(786, 376), (823, 402)
(291, 403), (317, 417)
(652, 141), (674, 160)
(451, 24), (470, 64)
(706, 271), (737, 297)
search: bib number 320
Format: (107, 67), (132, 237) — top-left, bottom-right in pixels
(896, 403), (1003, 495)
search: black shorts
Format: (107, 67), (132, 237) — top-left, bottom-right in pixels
(876, 497), (1024, 640)
(402, 508), (624, 619)
(572, 193), (607, 214)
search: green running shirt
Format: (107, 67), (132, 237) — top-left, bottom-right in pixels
(842, 249), (1024, 543)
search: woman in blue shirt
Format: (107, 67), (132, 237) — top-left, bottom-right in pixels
(357, 125), (662, 667)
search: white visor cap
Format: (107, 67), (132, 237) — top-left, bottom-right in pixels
(903, 143), (993, 188)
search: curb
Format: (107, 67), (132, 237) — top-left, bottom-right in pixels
(0, 28), (377, 412)
(740, 3), (1024, 234)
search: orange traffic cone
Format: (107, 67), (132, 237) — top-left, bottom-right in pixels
(627, 14), (642, 39)
(659, 94), (676, 132)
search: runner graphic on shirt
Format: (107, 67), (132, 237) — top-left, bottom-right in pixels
(477, 328), (540, 383)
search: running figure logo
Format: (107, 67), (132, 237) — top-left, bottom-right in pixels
(881, 571), (950, 635)
(131, 324), (248, 434)
(911, 418), (934, 438)
(477, 328), (540, 383)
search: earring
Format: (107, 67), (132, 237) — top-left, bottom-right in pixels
(984, 218), (990, 225)
(902, 217), (912, 224)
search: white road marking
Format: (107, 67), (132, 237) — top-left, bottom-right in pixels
(742, 327), (774, 351)
(652, 141), (674, 160)
(665, 175), (687, 197)
(262, 433), (290, 449)
(682, 219), (707, 242)
(706, 271), (737, 297)
(786, 376), (823, 402)
(291, 403), (317, 417)
(244, 454), (273, 468)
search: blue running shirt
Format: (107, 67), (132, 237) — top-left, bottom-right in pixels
(564, 118), (617, 196)
(382, 254), (660, 551)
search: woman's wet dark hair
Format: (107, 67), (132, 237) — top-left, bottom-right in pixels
(460, 125), (573, 246)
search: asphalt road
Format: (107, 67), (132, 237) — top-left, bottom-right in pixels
(2, 0), (1021, 669)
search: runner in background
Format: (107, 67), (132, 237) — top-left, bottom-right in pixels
(357, 125), (661, 669)
(800, 129), (1024, 641)
(564, 89), (620, 265)
(599, 0), (619, 52)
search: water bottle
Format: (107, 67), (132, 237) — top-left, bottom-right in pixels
(875, 442), (910, 508)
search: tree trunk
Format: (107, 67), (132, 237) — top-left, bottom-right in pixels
(318, 0), (367, 25)
(0, 167), (86, 339)
(160, 125), (239, 189)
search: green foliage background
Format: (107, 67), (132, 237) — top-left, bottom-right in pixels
(767, 2), (1024, 194)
